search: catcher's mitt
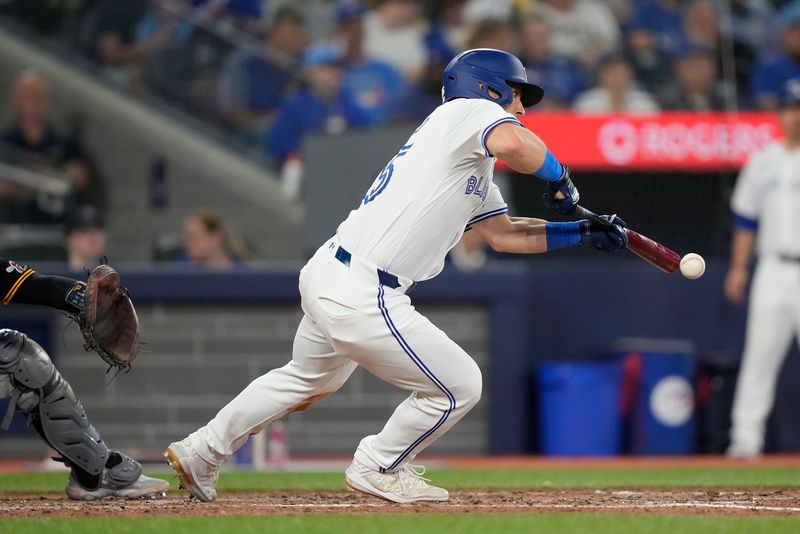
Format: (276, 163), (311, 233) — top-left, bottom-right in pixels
(77, 264), (140, 369)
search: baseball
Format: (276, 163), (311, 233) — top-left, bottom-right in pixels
(680, 253), (706, 280)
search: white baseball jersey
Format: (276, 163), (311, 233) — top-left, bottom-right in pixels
(336, 98), (520, 281)
(731, 141), (800, 257)
(728, 141), (800, 456)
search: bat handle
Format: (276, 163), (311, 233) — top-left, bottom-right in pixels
(572, 205), (614, 229)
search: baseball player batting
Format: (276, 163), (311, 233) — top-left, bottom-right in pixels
(166, 48), (627, 503)
(0, 258), (167, 499)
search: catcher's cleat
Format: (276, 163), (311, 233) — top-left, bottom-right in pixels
(345, 459), (449, 503)
(65, 471), (168, 501)
(165, 439), (219, 502)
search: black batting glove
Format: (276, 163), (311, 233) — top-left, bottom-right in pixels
(542, 166), (580, 215)
(579, 215), (628, 253)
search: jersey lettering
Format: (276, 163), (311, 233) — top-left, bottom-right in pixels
(465, 176), (488, 201)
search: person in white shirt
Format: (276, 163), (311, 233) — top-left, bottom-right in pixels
(573, 52), (661, 114)
(166, 48), (627, 504)
(725, 78), (800, 459)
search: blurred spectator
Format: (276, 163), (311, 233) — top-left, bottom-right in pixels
(535, 0), (621, 69)
(362, 0), (427, 83)
(87, 0), (158, 85)
(266, 45), (349, 200)
(659, 46), (730, 111)
(192, 0), (265, 37)
(334, 1), (405, 127)
(518, 14), (586, 109)
(219, 6), (308, 132)
(683, 1), (719, 52)
(63, 206), (107, 271)
(627, 0), (685, 91)
(462, 0), (514, 23)
(721, 0), (778, 93)
(605, 0), (635, 26)
(723, 0), (777, 55)
(682, 0), (728, 82)
(1, 70), (106, 219)
(265, 46), (347, 164)
(464, 18), (515, 51)
(182, 209), (246, 269)
(749, 2), (800, 109)
(135, 0), (198, 100)
(573, 52), (660, 114)
(428, 0), (469, 54)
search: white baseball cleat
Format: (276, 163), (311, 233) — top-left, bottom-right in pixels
(345, 459), (449, 503)
(164, 438), (220, 502)
(65, 471), (169, 501)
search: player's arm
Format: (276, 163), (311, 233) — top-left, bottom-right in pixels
(484, 123), (578, 214)
(471, 214), (626, 254)
(470, 214), (548, 254)
(0, 258), (84, 313)
(724, 219), (757, 305)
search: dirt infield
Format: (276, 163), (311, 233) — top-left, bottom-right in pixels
(2, 489), (800, 518)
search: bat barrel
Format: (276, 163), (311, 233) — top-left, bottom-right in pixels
(624, 229), (681, 273)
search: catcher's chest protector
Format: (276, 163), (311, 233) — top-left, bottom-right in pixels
(0, 329), (109, 475)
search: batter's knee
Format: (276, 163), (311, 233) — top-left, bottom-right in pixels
(451, 363), (482, 411)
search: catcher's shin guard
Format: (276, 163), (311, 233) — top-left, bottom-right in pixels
(0, 329), (109, 475)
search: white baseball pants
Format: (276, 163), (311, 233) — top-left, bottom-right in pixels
(730, 257), (800, 453)
(190, 238), (483, 471)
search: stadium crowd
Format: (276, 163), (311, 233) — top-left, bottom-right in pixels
(0, 0), (799, 260)
(2, 0), (800, 164)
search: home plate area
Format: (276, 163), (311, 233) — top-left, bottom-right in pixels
(2, 489), (800, 518)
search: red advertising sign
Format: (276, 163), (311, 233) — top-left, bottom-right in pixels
(501, 112), (782, 172)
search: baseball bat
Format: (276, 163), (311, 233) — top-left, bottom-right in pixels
(573, 205), (681, 274)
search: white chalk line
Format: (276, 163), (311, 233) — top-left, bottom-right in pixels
(257, 502), (800, 512)
(3, 499), (800, 514)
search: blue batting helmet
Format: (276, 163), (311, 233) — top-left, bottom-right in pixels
(442, 48), (544, 108)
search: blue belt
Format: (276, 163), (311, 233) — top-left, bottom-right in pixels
(334, 246), (402, 289)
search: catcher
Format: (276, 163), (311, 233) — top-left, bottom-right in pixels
(0, 257), (168, 499)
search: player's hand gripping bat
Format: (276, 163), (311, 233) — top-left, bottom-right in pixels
(573, 205), (681, 273)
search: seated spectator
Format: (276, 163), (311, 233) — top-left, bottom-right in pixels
(266, 45), (349, 200)
(1, 70), (106, 220)
(135, 0), (198, 100)
(362, 0), (428, 83)
(659, 46), (730, 111)
(573, 52), (660, 114)
(265, 45), (347, 165)
(219, 6), (308, 132)
(536, 0), (621, 69)
(192, 0), (265, 37)
(392, 5), (461, 121)
(63, 206), (107, 271)
(722, 0), (778, 93)
(429, 0), (469, 54)
(182, 209), (246, 269)
(464, 18), (515, 51)
(518, 14), (586, 109)
(749, 3), (800, 110)
(334, 1), (405, 127)
(462, 0), (514, 23)
(627, 0), (686, 91)
(87, 0), (158, 85)
(683, 0), (726, 77)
